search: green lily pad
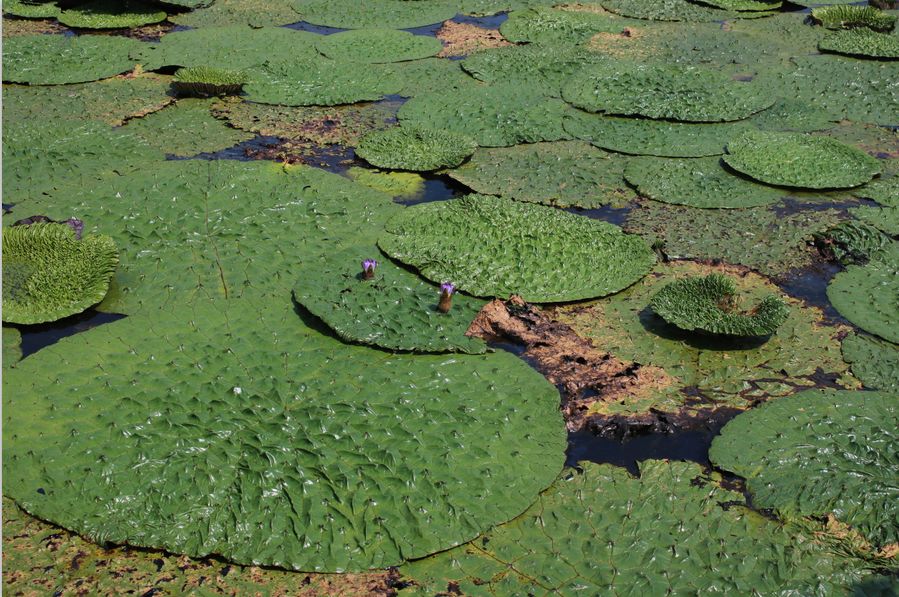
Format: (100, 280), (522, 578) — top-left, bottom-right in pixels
(291, 0), (457, 29)
(3, 34), (140, 84)
(710, 389), (898, 546)
(850, 205), (899, 236)
(3, 0), (61, 18)
(3, 297), (566, 571)
(447, 141), (636, 209)
(345, 167), (426, 199)
(854, 176), (899, 207)
(295, 245), (486, 354)
(315, 29), (442, 64)
(624, 202), (844, 276)
(600, 0), (774, 22)
(3, 327), (22, 370)
(378, 194), (655, 302)
(819, 28), (899, 59)
(169, 0), (302, 28)
(562, 62), (775, 122)
(625, 156), (785, 208)
(841, 333), (899, 391)
(120, 98), (254, 157)
(650, 273), (789, 336)
(355, 126), (477, 172)
(398, 84), (572, 147)
(2, 223), (118, 325)
(816, 220), (895, 266)
(57, 0), (167, 29)
(811, 5), (897, 32)
(827, 244), (899, 344)
(172, 67), (247, 97)
(392, 57), (482, 97)
(245, 58), (401, 107)
(724, 131), (882, 189)
(696, 0), (780, 10)
(131, 26), (321, 70)
(403, 460), (872, 595)
(747, 98), (836, 133)
(498, 6), (636, 44)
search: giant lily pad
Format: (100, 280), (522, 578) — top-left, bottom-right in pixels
(398, 84), (571, 148)
(3, 0), (61, 18)
(841, 333), (899, 391)
(819, 28), (899, 59)
(562, 62), (775, 122)
(2, 327), (22, 370)
(624, 157), (785, 208)
(724, 131), (882, 189)
(600, 0), (774, 22)
(403, 460), (872, 594)
(811, 5), (897, 32)
(2, 223), (118, 325)
(169, 0), (302, 28)
(851, 205), (899, 236)
(498, 6), (635, 44)
(3, 298), (566, 571)
(447, 141), (636, 209)
(696, 0), (779, 10)
(295, 245), (486, 354)
(355, 126), (476, 172)
(378, 194), (655, 302)
(854, 176), (899, 207)
(3, 34), (140, 84)
(57, 0), (167, 29)
(291, 0), (457, 29)
(710, 389), (898, 546)
(827, 244), (899, 344)
(245, 58), (401, 107)
(315, 29), (442, 64)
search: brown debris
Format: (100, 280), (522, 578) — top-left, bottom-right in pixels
(436, 21), (511, 58)
(466, 296), (672, 432)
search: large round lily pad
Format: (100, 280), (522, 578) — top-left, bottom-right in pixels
(447, 141), (636, 209)
(819, 28), (899, 59)
(355, 126), (477, 172)
(3, 0), (61, 18)
(3, 298), (566, 571)
(57, 0), (167, 29)
(624, 156), (784, 208)
(315, 29), (442, 64)
(295, 245), (486, 354)
(402, 460), (872, 594)
(827, 244), (899, 344)
(650, 273), (789, 336)
(711, 389), (898, 546)
(841, 333), (899, 391)
(245, 59), (401, 107)
(562, 63), (775, 122)
(378, 194), (655, 303)
(2, 223), (118, 325)
(169, 0), (302, 28)
(697, 0), (779, 10)
(498, 6), (636, 44)
(398, 84), (571, 147)
(3, 34), (141, 85)
(811, 5), (897, 32)
(723, 131), (882, 189)
(291, 0), (457, 29)
(600, 0), (774, 22)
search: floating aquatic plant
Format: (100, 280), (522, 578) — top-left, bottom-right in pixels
(438, 282), (455, 314)
(57, 0), (167, 29)
(650, 273), (789, 337)
(2, 222), (118, 325)
(172, 67), (248, 97)
(810, 5), (897, 32)
(3, 34), (141, 85)
(314, 29), (442, 64)
(355, 126), (477, 172)
(361, 258), (378, 280)
(819, 28), (899, 60)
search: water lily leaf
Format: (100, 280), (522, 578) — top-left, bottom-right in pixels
(601, 0), (774, 22)
(624, 202), (844, 276)
(695, 0), (779, 10)
(3, 0), (61, 18)
(827, 243), (899, 344)
(355, 126), (477, 172)
(811, 5), (897, 32)
(854, 176), (899, 207)
(2, 223), (118, 325)
(456, 0), (557, 16)
(403, 460), (872, 594)
(499, 6), (636, 44)
(625, 156), (785, 208)
(172, 67), (247, 97)
(710, 389), (899, 546)
(447, 141), (636, 208)
(295, 245), (487, 354)
(398, 84), (572, 147)
(850, 205), (899, 236)
(169, 0), (302, 27)
(392, 57), (482, 97)
(650, 273), (789, 336)
(562, 62), (775, 122)
(2, 327), (22, 370)
(315, 29), (442, 64)
(245, 58), (401, 107)
(819, 28), (899, 59)
(57, 0), (167, 29)
(291, 0), (457, 29)
(131, 26), (321, 70)
(724, 131), (882, 189)
(3, 298), (566, 571)
(121, 98), (254, 157)
(345, 167), (425, 199)
(378, 194), (655, 302)
(3, 34), (140, 84)
(841, 333), (899, 391)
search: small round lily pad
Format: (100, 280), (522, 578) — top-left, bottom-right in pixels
(841, 333), (899, 391)
(723, 131), (882, 189)
(172, 67), (247, 97)
(811, 5), (897, 32)
(827, 244), (899, 344)
(315, 29), (442, 64)
(378, 194), (656, 303)
(624, 157), (784, 208)
(650, 273), (789, 336)
(3, 34), (140, 85)
(57, 0), (167, 29)
(355, 126), (477, 172)
(2, 223), (118, 325)
(562, 63), (775, 123)
(819, 28), (899, 60)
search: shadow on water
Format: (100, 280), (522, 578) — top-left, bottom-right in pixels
(566, 203), (635, 226)
(394, 173), (470, 206)
(12, 310), (126, 359)
(775, 260), (847, 321)
(282, 21), (347, 35)
(637, 306), (773, 352)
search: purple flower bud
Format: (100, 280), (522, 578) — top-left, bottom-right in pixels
(64, 218), (84, 240)
(361, 258), (378, 280)
(440, 282), (455, 296)
(438, 282), (455, 313)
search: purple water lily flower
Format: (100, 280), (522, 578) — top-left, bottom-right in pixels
(438, 282), (455, 313)
(361, 258), (378, 280)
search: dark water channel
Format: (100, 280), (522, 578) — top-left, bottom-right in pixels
(10, 310), (126, 359)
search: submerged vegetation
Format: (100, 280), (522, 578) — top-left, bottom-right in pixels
(2, 0), (897, 593)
